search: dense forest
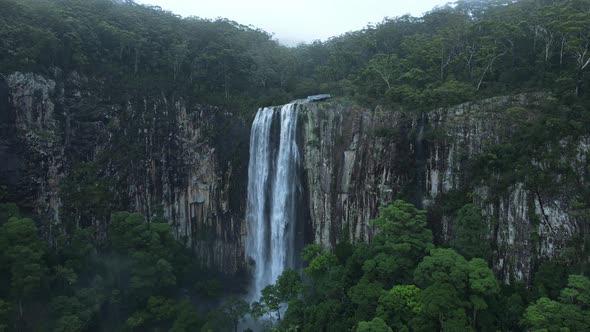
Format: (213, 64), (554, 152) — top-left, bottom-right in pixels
(1, 0), (590, 331)
(1, 198), (589, 331)
(253, 201), (590, 332)
(3, 0), (590, 112)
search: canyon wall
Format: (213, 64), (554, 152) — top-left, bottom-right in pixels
(298, 95), (589, 283)
(0, 71), (249, 274)
(2, 70), (588, 282)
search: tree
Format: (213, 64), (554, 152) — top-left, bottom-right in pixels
(414, 248), (499, 329)
(521, 297), (589, 331)
(414, 248), (469, 329)
(532, 260), (569, 300)
(170, 300), (204, 332)
(467, 258), (499, 327)
(251, 269), (303, 322)
(276, 269), (304, 303)
(364, 200), (434, 286)
(147, 296), (177, 323)
(451, 204), (490, 260)
(221, 297), (249, 332)
(523, 274), (590, 331)
(367, 54), (404, 89)
(377, 285), (422, 330)
(109, 211), (178, 300)
(559, 274), (590, 308)
(251, 285), (282, 321)
(348, 278), (385, 322)
(302, 244), (338, 278)
(554, 0), (590, 95)
(356, 317), (393, 332)
(51, 291), (101, 332)
(54, 315), (84, 332)
(0, 217), (46, 322)
(473, 21), (514, 91)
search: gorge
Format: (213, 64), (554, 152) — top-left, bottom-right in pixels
(1, 0), (590, 330)
(2, 71), (587, 284)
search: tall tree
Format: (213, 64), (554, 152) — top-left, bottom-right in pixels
(363, 200), (434, 286)
(450, 204), (490, 260)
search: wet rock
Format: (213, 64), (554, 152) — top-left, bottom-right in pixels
(0, 71), (249, 274)
(298, 93), (588, 283)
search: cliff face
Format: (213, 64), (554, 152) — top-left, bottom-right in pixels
(2, 71), (588, 282)
(0, 71), (249, 274)
(299, 94), (589, 283)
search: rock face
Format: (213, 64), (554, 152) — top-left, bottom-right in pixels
(298, 94), (589, 283)
(0, 71), (249, 274)
(2, 71), (588, 282)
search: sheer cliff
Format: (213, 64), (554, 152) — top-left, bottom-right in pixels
(0, 71), (249, 274)
(298, 95), (589, 283)
(1, 71), (588, 282)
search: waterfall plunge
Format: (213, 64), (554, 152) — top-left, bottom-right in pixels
(245, 102), (302, 301)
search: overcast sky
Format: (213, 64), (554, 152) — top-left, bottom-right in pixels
(134, 0), (451, 45)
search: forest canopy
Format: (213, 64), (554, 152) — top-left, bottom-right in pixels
(2, 0), (590, 113)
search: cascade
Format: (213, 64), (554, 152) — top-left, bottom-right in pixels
(245, 102), (302, 301)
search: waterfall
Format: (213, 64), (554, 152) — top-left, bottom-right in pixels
(245, 102), (301, 301)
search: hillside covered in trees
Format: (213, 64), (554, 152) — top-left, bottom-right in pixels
(2, 0), (590, 111)
(1, 0), (590, 331)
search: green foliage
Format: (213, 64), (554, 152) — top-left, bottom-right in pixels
(108, 211), (178, 301)
(356, 317), (393, 332)
(3, 0), (590, 116)
(220, 297), (249, 332)
(0, 202), (233, 331)
(0, 216), (47, 329)
(414, 248), (499, 329)
(376, 285), (422, 330)
(146, 296), (177, 322)
(0, 217), (46, 300)
(451, 204), (491, 260)
(60, 161), (113, 231)
(279, 201), (510, 331)
(252, 269), (303, 322)
(414, 249), (470, 318)
(496, 286), (527, 331)
(521, 296), (590, 332)
(0, 0), (300, 113)
(51, 287), (104, 332)
(559, 275), (590, 308)
(364, 200), (434, 285)
(302, 244), (339, 278)
(348, 278), (385, 322)
(169, 301), (204, 332)
(533, 261), (570, 300)
(0, 203), (19, 225)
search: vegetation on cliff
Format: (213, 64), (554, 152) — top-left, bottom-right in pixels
(255, 201), (590, 332)
(1, 200), (588, 331)
(0, 204), (246, 331)
(2, 0), (590, 112)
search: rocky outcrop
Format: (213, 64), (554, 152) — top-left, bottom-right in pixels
(298, 94), (589, 283)
(1, 72), (64, 235)
(0, 71), (249, 274)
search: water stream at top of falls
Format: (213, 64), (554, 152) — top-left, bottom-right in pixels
(245, 102), (301, 302)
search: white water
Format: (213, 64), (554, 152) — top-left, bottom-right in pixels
(245, 103), (300, 302)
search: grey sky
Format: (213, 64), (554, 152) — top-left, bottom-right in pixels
(135, 0), (451, 45)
